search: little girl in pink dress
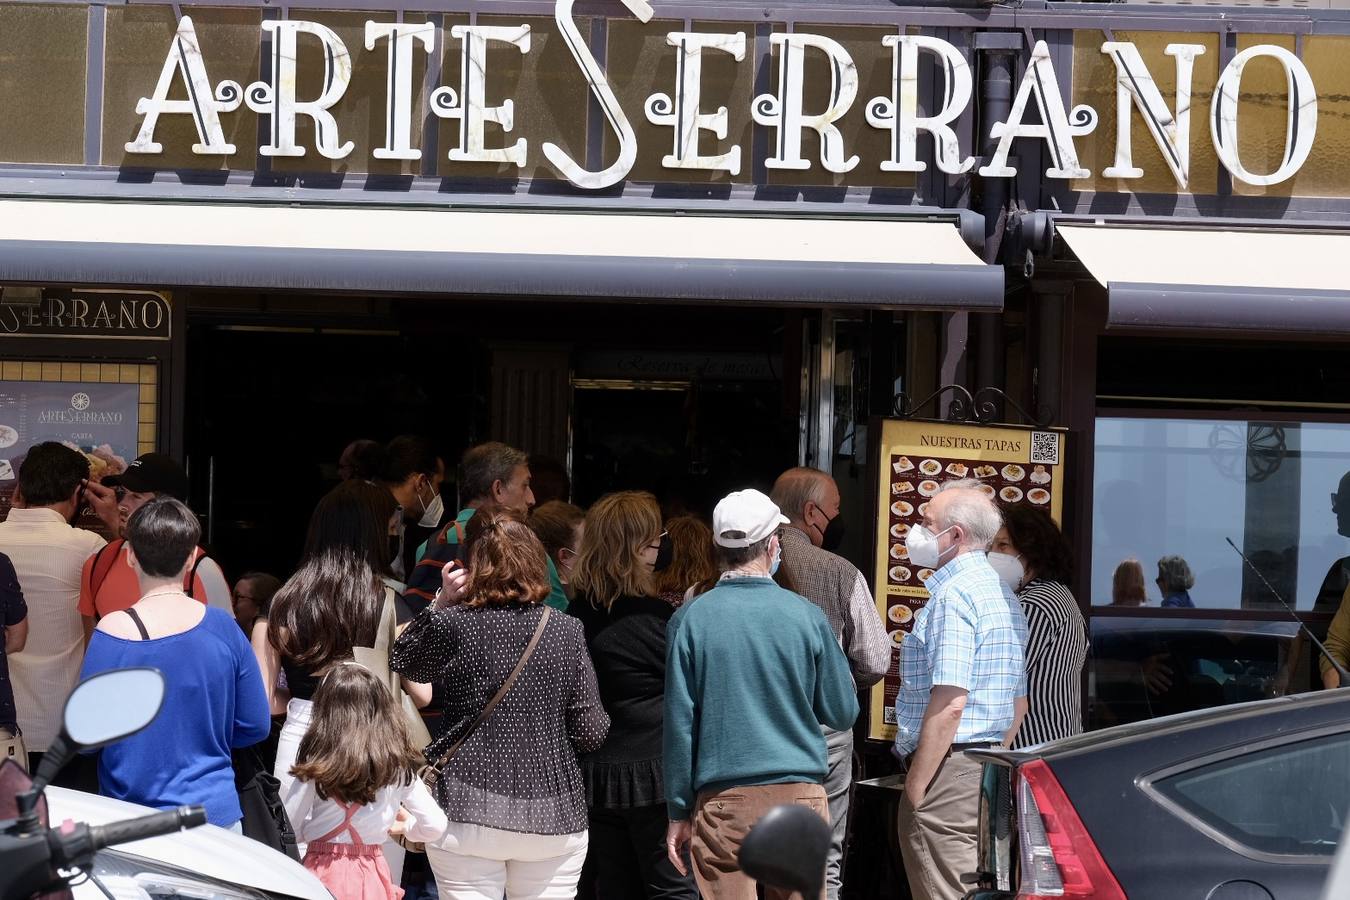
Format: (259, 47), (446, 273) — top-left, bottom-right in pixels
(284, 664), (447, 900)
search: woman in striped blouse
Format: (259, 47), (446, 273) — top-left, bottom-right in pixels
(990, 505), (1089, 748)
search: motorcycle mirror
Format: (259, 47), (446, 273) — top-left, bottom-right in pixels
(737, 804), (831, 899)
(64, 668), (166, 750)
(24, 668), (166, 812)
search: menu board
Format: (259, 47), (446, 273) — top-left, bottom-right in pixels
(0, 377), (144, 537)
(867, 419), (1067, 742)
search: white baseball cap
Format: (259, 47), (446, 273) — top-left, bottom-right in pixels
(713, 489), (789, 548)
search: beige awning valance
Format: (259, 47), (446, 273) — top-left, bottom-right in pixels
(1058, 224), (1350, 334)
(0, 199), (1002, 309)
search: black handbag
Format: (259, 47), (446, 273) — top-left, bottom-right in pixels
(233, 746), (300, 861)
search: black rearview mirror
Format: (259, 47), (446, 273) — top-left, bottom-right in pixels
(738, 804), (832, 899)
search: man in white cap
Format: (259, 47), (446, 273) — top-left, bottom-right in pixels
(663, 489), (858, 900)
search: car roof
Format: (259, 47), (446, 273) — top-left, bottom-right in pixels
(1030, 688), (1350, 762)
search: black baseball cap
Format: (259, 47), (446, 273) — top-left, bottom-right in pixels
(105, 453), (188, 500)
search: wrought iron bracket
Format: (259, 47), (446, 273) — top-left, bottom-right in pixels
(893, 384), (1054, 429)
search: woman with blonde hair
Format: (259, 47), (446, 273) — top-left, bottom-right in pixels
(569, 492), (697, 900)
(1111, 559), (1147, 606)
(391, 509), (609, 899)
(653, 516), (717, 607)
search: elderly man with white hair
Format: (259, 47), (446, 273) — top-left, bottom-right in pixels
(893, 479), (1029, 900)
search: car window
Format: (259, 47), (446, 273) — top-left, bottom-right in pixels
(1154, 732), (1350, 857)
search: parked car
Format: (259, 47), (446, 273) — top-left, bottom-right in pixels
(964, 688), (1350, 900)
(47, 785), (330, 900)
(1089, 616), (1306, 729)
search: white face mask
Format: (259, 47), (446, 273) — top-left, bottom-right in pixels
(987, 551), (1025, 592)
(417, 482), (445, 529)
(905, 524), (953, 570)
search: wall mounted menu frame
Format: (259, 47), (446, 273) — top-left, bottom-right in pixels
(867, 418), (1067, 742)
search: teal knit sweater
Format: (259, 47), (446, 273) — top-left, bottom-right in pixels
(662, 576), (859, 821)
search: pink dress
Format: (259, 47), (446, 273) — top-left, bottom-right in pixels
(284, 778), (447, 900)
(303, 800), (402, 900)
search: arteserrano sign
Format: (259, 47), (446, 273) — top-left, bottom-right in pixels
(127, 7), (1316, 192)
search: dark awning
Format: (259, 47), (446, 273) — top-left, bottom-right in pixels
(1058, 224), (1350, 335)
(0, 200), (1003, 309)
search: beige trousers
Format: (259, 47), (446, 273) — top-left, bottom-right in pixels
(896, 753), (983, 900)
(691, 782), (829, 900)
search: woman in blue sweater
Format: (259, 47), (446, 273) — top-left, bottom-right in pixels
(80, 497), (270, 829)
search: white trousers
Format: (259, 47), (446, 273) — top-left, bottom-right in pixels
(274, 698), (405, 880)
(426, 822), (588, 900)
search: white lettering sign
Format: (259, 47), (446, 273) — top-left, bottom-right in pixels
(433, 25), (532, 167)
(124, 17), (1322, 192)
(365, 22), (436, 161)
(753, 33), (860, 173)
(542, 0), (646, 188)
(866, 34), (974, 174)
(645, 32), (747, 174)
(1210, 44), (1318, 187)
(981, 40), (1098, 179)
(125, 16), (242, 155)
(246, 20), (355, 159)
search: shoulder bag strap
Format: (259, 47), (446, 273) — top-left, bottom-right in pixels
(425, 607), (551, 778)
(182, 548), (207, 599)
(89, 539), (123, 606)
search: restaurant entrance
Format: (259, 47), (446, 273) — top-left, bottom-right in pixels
(183, 292), (807, 579)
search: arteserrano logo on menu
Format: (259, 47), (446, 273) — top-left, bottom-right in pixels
(37, 409), (124, 425)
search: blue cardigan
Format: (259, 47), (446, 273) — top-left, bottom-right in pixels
(80, 607), (271, 826)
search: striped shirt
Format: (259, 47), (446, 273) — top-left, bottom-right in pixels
(1014, 579), (1088, 749)
(894, 552), (1028, 757)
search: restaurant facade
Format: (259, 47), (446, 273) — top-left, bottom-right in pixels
(2, 0), (1349, 759)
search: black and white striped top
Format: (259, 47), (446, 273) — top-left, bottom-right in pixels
(1013, 579), (1088, 749)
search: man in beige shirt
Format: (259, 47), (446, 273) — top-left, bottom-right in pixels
(0, 442), (105, 775)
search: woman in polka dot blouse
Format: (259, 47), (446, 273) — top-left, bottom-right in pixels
(392, 509), (610, 899)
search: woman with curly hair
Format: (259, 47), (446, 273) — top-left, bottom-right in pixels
(391, 508), (609, 899)
(989, 505), (1087, 748)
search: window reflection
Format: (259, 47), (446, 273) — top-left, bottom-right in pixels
(1092, 417), (1350, 611)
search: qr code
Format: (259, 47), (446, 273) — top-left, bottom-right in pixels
(883, 706), (897, 725)
(1030, 431), (1059, 466)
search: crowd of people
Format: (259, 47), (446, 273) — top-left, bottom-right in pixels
(0, 435), (1104, 900)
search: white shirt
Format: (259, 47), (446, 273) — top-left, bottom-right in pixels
(284, 777), (448, 847)
(0, 507), (105, 750)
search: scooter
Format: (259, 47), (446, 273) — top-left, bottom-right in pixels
(0, 667), (329, 900)
(0, 667), (202, 900)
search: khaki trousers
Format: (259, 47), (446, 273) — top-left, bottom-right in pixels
(691, 782), (829, 900)
(896, 753), (982, 900)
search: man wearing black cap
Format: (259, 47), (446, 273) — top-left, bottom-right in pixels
(78, 453), (231, 641)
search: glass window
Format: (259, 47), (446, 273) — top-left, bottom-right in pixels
(1154, 732), (1350, 857)
(1092, 417), (1350, 611)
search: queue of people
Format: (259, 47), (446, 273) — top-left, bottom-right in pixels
(0, 434), (1106, 900)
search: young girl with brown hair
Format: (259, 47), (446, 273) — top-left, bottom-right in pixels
(284, 664), (447, 900)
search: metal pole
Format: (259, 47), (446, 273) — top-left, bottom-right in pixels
(974, 35), (1019, 420)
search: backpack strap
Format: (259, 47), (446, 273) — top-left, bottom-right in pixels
(89, 539), (125, 607)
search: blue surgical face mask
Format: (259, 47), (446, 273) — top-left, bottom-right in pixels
(769, 540), (782, 576)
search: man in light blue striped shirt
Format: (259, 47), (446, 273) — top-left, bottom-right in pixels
(893, 480), (1028, 900)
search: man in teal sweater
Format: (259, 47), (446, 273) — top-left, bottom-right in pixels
(663, 488), (859, 900)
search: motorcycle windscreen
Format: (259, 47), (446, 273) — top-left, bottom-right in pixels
(0, 758), (73, 900)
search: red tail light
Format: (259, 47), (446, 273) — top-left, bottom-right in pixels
(1015, 759), (1125, 899)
